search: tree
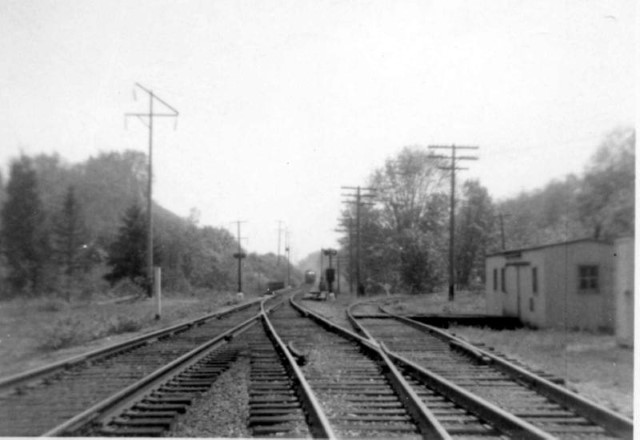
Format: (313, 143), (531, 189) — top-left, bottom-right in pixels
(0, 156), (48, 294)
(577, 127), (635, 240)
(455, 180), (495, 287)
(51, 186), (89, 298)
(338, 146), (450, 293)
(104, 202), (158, 292)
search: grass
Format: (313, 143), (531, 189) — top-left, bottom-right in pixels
(0, 289), (257, 377)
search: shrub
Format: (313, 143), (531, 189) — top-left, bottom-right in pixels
(39, 316), (87, 350)
(36, 298), (70, 312)
(107, 315), (144, 334)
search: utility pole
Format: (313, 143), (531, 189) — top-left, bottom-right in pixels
(334, 217), (354, 294)
(125, 83), (178, 297)
(497, 212), (512, 250)
(285, 228), (291, 286)
(232, 221), (247, 293)
(429, 145), (479, 302)
(276, 220), (284, 266)
(341, 186), (375, 296)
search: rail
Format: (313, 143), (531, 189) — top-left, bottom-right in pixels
(290, 294), (452, 440)
(379, 306), (634, 439)
(261, 297), (337, 439)
(0, 297), (262, 393)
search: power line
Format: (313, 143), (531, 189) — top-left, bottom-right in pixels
(125, 83), (178, 297)
(429, 144), (479, 302)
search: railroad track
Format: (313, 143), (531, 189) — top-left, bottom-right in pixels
(269, 298), (433, 438)
(0, 296), (272, 436)
(348, 302), (633, 440)
(66, 290), (326, 438)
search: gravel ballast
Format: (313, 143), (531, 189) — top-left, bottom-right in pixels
(169, 352), (251, 438)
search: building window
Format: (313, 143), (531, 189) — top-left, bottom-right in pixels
(493, 268), (498, 291)
(578, 265), (599, 291)
(532, 267), (538, 294)
(501, 268), (506, 293)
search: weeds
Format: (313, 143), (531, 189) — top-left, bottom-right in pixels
(36, 298), (69, 312)
(40, 316), (88, 350)
(107, 315), (144, 334)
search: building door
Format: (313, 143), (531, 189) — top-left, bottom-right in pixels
(506, 262), (530, 320)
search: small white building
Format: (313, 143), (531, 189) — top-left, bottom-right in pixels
(614, 237), (634, 346)
(486, 238), (616, 331)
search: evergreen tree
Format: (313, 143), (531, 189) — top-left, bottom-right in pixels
(0, 156), (48, 294)
(104, 203), (151, 291)
(52, 186), (89, 298)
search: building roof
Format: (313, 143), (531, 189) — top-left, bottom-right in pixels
(486, 237), (612, 258)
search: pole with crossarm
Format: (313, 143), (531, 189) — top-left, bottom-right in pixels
(125, 83), (178, 297)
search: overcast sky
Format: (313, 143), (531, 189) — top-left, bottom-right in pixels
(0, 0), (635, 261)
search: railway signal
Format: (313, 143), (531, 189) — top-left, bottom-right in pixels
(322, 248), (338, 293)
(429, 144), (479, 301)
(232, 220), (247, 293)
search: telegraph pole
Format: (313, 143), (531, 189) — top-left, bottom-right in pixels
(125, 83), (178, 297)
(429, 145), (479, 301)
(232, 221), (247, 293)
(334, 217), (354, 293)
(341, 186), (375, 296)
(276, 220), (284, 266)
(285, 228), (291, 286)
(497, 212), (512, 250)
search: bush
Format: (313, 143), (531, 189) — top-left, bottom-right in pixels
(107, 315), (144, 334)
(36, 298), (70, 312)
(39, 316), (88, 350)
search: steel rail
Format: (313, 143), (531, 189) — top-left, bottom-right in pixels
(351, 301), (557, 439)
(41, 298), (273, 437)
(380, 306), (634, 439)
(261, 299), (337, 439)
(0, 298), (262, 393)
(346, 299), (379, 341)
(290, 295), (452, 440)
(381, 343), (557, 440)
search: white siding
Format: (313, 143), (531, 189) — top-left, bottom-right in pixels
(614, 237), (634, 346)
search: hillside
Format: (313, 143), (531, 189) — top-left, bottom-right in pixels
(0, 150), (300, 298)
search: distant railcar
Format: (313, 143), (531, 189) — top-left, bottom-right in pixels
(267, 280), (285, 292)
(304, 270), (316, 284)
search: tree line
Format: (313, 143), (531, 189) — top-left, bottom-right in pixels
(0, 151), (298, 299)
(336, 127), (635, 295)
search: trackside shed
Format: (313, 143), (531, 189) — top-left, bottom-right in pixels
(486, 239), (616, 331)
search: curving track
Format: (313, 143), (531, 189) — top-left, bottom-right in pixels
(350, 303), (633, 440)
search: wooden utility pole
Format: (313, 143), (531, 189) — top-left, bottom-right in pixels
(276, 220), (284, 266)
(341, 186), (375, 296)
(429, 145), (479, 302)
(334, 216), (354, 294)
(125, 83), (178, 297)
(497, 212), (512, 250)
(285, 228), (291, 286)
